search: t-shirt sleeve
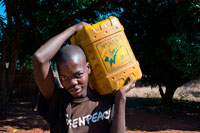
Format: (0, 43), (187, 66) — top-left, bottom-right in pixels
(37, 92), (49, 117)
(37, 88), (60, 123)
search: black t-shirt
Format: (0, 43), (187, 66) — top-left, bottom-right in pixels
(38, 87), (114, 133)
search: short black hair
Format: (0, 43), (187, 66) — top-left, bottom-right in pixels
(55, 45), (86, 65)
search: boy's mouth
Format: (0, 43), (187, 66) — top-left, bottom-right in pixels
(69, 87), (82, 95)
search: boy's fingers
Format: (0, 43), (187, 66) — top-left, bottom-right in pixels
(131, 83), (135, 88)
(129, 76), (135, 88)
(127, 76), (136, 91)
(79, 22), (90, 28)
(75, 22), (91, 32)
(116, 76), (135, 93)
(122, 76), (133, 91)
(127, 76), (134, 86)
(81, 22), (90, 26)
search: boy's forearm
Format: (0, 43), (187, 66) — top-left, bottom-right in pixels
(33, 26), (76, 63)
(32, 22), (89, 102)
(110, 97), (126, 133)
(110, 76), (134, 133)
(31, 26), (76, 102)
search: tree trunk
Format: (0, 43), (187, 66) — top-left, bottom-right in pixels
(0, 43), (8, 114)
(7, 25), (21, 97)
(0, 27), (21, 114)
(160, 86), (177, 105)
(0, 0), (21, 114)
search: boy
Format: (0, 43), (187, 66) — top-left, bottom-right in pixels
(32, 22), (135, 133)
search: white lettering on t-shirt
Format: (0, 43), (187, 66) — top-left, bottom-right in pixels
(72, 118), (78, 128)
(66, 108), (111, 129)
(85, 114), (92, 125)
(97, 111), (104, 121)
(67, 119), (72, 128)
(79, 116), (85, 127)
(92, 112), (98, 123)
(103, 109), (110, 119)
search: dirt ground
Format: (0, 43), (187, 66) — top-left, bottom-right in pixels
(0, 80), (200, 133)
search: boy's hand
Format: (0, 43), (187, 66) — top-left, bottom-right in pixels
(72, 22), (90, 33)
(110, 76), (135, 133)
(113, 76), (135, 101)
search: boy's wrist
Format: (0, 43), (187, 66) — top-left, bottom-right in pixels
(114, 97), (126, 111)
(113, 90), (126, 101)
(114, 92), (126, 105)
(67, 25), (77, 36)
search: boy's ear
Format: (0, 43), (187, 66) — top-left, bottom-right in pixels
(86, 62), (91, 74)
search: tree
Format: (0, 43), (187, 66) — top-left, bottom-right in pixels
(112, 0), (200, 104)
(0, 0), (117, 114)
(0, 0), (22, 114)
(1, 0), (199, 113)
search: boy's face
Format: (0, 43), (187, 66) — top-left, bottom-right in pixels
(57, 57), (90, 98)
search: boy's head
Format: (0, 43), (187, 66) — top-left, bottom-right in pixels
(56, 45), (91, 98)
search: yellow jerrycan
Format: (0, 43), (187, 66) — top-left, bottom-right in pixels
(71, 16), (142, 95)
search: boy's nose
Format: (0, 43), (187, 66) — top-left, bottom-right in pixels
(69, 78), (78, 85)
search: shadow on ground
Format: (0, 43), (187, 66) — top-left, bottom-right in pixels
(0, 101), (49, 131)
(126, 97), (200, 132)
(0, 97), (200, 132)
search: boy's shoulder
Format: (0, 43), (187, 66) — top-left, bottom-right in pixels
(88, 89), (114, 104)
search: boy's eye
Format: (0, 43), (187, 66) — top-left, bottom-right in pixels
(60, 76), (68, 81)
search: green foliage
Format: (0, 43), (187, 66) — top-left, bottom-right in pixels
(178, 92), (187, 100)
(0, 0), (117, 70)
(168, 33), (200, 79)
(167, 1), (200, 79)
(115, 0), (200, 85)
(1, 0), (199, 99)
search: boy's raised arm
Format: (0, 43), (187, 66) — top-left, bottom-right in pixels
(109, 76), (135, 133)
(32, 22), (88, 103)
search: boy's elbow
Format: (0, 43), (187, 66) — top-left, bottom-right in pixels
(32, 53), (43, 66)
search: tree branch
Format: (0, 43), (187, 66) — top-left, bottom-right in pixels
(56, 0), (108, 33)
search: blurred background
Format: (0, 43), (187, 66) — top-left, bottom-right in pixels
(0, 0), (199, 132)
